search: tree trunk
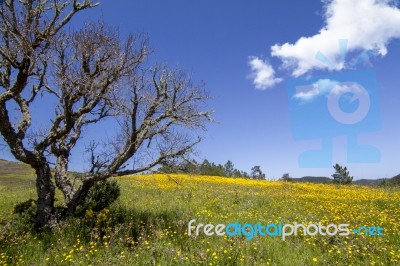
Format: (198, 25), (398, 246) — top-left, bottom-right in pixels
(54, 154), (75, 202)
(65, 179), (94, 215)
(35, 163), (56, 229)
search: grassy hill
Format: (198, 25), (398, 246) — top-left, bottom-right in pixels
(0, 159), (34, 189)
(0, 159), (32, 177)
(1, 160), (400, 265)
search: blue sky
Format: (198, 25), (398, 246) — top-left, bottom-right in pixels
(2, 0), (400, 179)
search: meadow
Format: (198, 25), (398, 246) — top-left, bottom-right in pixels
(0, 161), (400, 265)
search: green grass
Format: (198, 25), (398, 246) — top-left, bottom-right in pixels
(0, 160), (36, 223)
(0, 163), (400, 265)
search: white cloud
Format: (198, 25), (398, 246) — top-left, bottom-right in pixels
(330, 82), (367, 98)
(248, 56), (282, 90)
(294, 85), (319, 101)
(314, 79), (339, 94)
(271, 0), (400, 77)
(294, 79), (339, 101)
(293, 78), (370, 108)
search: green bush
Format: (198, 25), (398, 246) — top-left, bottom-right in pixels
(12, 199), (36, 215)
(76, 179), (121, 216)
(11, 199), (37, 227)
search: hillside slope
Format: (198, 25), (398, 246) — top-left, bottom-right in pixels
(0, 159), (32, 177)
(0, 159), (34, 188)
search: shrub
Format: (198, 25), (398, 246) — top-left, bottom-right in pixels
(12, 199), (37, 227)
(76, 179), (121, 216)
(280, 173), (294, 182)
(12, 199), (36, 215)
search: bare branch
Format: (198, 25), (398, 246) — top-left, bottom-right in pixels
(0, 2), (212, 226)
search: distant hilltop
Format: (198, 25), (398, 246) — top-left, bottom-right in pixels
(285, 175), (399, 186)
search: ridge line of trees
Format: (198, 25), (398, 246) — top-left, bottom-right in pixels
(157, 159), (266, 180)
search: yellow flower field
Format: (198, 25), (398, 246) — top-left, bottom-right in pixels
(1, 173), (400, 265)
(116, 174), (400, 265)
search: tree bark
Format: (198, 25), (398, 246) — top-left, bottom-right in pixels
(34, 163), (56, 229)
(54, 154), (75, 202)
(65, 179), (94, 215)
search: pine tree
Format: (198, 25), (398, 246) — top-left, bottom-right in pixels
(332, 164), (353, 185)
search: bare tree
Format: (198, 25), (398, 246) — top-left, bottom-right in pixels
(0, 1), (212, 229)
